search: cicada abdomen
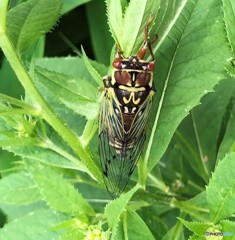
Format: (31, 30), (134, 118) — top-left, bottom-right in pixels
(99, 18), (157, 197)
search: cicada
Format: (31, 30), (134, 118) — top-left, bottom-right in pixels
(99, 17), (157, 197)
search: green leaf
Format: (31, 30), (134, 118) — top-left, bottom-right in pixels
(59, 229), (85, 240)
(152, 0), (190, 45)
(162, 223), (185, 240)
(179, 218), (212, 237)
(80, 119), (98, 147)
(0, 58), (24, 98)
(105, 0), (123, 46)
(61, 0), (91, 15)
(189, 235), (204, 240)
(35, 56), (108, 92)
(105, 185), (139, 239)
(86, 0), (114, 65)
(5, 145), (89, 173)
(145, 0), (232, 173)
(223, 0), (235, 54)
(35, 66), (100, 120)
(82, 47), (104, 87)
(175, 77), (235, 182)
(6, 0), (62, 54)
(173, 194), (209, 222)
(121, 0), (159, 56)
(223, 0), (235, 77)
(0, 209), (67, 240)
(106, 0), (159, 56)
(220, 220), (235, 237)
(26, 160), (95, 216)
(117, 210), (155, 240)
(217, 97), (235, 161)
(0, 172), (41, 205)
(206, 152), (235, 222)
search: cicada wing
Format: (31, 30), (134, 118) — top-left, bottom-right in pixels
(99, 128), (146, 197)
(99, 88), (154, 197)
(128, 93), (154, 140)
(98, 92), (143, 196)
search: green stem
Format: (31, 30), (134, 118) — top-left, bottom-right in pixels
(147, 173), (170, 193)
(0, 93), (38, 109)
(0, 0), (102, 183)
(79, 119), (98, 148)
(122, 211), (128, 240)
(0, 0), (8, 34)
(191, 110), (209, 182)
(137, 157), (147, 189)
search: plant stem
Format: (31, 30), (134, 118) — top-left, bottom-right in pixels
(0, 0), (8, 34)
(147, 173), (170, 193)
(138, 157), (147, 189)
(191, 110), (209, 182)
(0, 0), (103, 183)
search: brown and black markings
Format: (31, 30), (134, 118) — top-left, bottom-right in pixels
(99, 15), (158, 197)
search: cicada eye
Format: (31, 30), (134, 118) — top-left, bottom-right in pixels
(113, 60), (122, 69)
(147, 62), (155, 71)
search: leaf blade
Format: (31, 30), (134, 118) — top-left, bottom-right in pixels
(0, 172), (41, 205)
(121, 0), (159, 56)
(206, 152), (235, 223)
(145, 0), (232, 173)
(6, 0), (62, 53)
(105, 185), (139, 239)
(26, 160), (95, 216)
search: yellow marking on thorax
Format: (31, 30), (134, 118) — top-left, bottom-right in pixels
(123, 91), (140, 105)
(119, 85), (145, 92)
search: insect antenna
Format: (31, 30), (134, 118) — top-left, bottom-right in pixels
(138, 14), (158, 61)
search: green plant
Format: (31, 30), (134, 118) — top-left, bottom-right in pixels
(0, 0), (235, 239)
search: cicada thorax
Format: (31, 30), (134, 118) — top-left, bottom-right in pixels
(111, 56), (155, 136)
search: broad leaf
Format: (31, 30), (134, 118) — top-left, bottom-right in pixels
(61, 0), (91, 14)
(26, 160), (95, 216)
(223, 0), (235, 54)
(220, 220), (235, 236)
(105, 0), (124, 46)
(162, 223), (185, 240)
(105, 185), (139, 239)
(106, 0), (160, 56)
(217, 96), (235, 161)
(6, 0), (62, 54)
(36, 56), (108, 84)
(223, 0), (235, 77)
(82, 47), (104, 87)
(145, 0), (232, 174)
(35, 66), (100, 120)
(206, 152), (235, 222)
(175, 77), (235, 182)
(0, 58), (23, 98)
(0, 172), (41, 205)
(116, 210), (155, 240)
(121, 0), (159, 56)
(0, 209), (67, 240)
(177, 192), (209, 222)
(179, 218), (212, 237)
(86, 0), (114, 65)
(5, 146), (89, 173)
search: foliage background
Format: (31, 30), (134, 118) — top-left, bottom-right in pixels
(0, 0), (235, 239)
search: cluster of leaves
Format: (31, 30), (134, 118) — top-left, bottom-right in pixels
(0, 0), (235, 239)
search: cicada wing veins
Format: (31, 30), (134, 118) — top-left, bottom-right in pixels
(99, 128), (146, 197)
(99, 89), (153, 197)
(128, 94), (154, 140)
